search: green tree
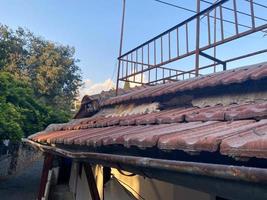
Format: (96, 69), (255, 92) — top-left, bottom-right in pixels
(0, 72), (70, 141)
(0, 25), (81, 111)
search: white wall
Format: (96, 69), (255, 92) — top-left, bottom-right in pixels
(69, 162), (92, 200)
(105, 168), (212, 200)
(69, 163), (213, 200)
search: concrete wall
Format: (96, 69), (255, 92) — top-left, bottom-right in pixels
(0, 143), (42, 177)
(69, 163), (213, 200)
(15, 143), (42, 172)
(0, 155), (11, 177)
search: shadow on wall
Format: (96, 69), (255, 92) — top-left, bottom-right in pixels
(104, 168), (212, 200)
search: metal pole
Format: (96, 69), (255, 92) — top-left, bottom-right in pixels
(116, 0), (126, 95)
(195, 0), (201, 77)
(214, 3), (217, 72)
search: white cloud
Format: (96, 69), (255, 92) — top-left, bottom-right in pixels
(79, 78), (115, 100)
(78, 72), (146, 100)
(128, 72), (147, 88)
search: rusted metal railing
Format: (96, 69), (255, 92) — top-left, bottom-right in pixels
(116, 0), (267, 92)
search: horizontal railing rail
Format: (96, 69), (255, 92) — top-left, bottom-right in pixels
(118, 0), (228, 59)
(116, 0), (267, 91)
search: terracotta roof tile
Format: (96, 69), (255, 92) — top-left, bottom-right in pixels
(102, 63), (267, 106)
(90, 126), (144, 147)
(29, 101), (266, 158)
(27, 62), (267, 161)
(30, 119), (267, 159)
(158, 120), (255, 152)
(225, 102), (267, 120)
(220, 120), (267, 159)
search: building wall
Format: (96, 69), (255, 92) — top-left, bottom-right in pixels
(69, 163), (92, 200)
(15, 144), (42, 172)
(107, 168), (212, 200)
(75, 166), (92, 200)
(69, 163), (104, 200)
(0, 143), (41, 177)
(0, 155), (11, 177)
(69, 163), (213, 200)
(69, 162), (78, 196)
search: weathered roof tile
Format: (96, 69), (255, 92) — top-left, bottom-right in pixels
(28, 63), (267, 160)
(102, 63), (267, 106)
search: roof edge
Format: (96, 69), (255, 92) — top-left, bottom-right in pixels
(23, 138), (267, 184)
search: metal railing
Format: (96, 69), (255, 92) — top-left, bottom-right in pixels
(116, 0), (267, 92)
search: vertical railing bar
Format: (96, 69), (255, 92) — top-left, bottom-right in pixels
(121, 60), (124, 78)
(154, 39), (157, 83)
(220, 5), (224, 40)
(148, 44), (150, 66)
(168, 32), (171, 59)
(116, 0), (126, 95)
(186, 23), (189, 53)
(162, 68), (164, 83)
(250, 0), (255, 28)
(141, 47), (144, 84)
(214, 7), (217, 73)
(131, 53), (133, 81)
(176, 28), (179, 56)
(161, 36), (163, 63)
(154, 40), (156, 65)
(136, 49), (138, 73)
(126, 55), (129, 80)
(233, 0), (239, 34)
(134, 51), (137, 82)
(148, 43), (150, 83)
(195, 0), (201, 77)
(207, 11), (211, 45)
(156, 67), (158, 82)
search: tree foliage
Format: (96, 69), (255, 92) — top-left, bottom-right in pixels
(0, 24), (81, 141)
(0, 72), (70, 141)
(0, 25), (81, 110)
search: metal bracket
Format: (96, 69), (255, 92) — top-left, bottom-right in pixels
(199, 51), (227, 71)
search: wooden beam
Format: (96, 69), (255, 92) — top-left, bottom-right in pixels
(38, 153), (53, 200)
(103, 167), (111, 200)
(84, 163), (101, 200)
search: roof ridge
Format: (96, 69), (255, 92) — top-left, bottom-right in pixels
(102, 62), (267, 107)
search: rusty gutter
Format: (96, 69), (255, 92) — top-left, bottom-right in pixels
(23, 139), (267, 184)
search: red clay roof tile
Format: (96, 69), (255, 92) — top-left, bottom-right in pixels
(220, 120), (267, 159)
(102, 63), (267, 106)
(28, 63), (267, 160)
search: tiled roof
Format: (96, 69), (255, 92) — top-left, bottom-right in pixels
(28, 62), (267, 162)
(102, 62), (267, 106)
(81, 85), (149, 104)
(30, 102), (267, 159)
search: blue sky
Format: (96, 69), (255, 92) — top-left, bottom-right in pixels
(1, 0), (266, 89)
(0, 0), (197, 83)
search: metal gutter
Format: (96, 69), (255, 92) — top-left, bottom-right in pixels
(24, 139), (267, 200)
(23, 139), (267, 184)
